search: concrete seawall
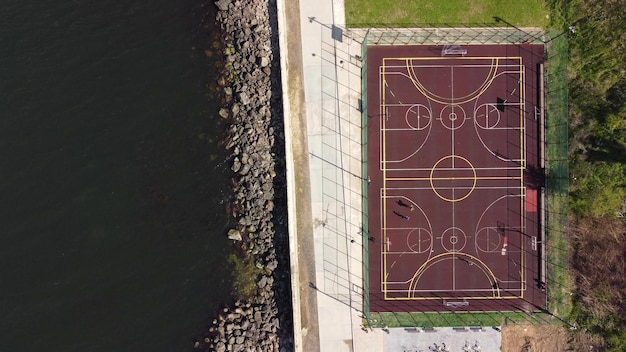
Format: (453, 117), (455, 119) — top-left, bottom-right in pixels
(275, 0), (321, 350)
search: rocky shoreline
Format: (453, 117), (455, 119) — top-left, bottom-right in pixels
(194, 0), (293, 351)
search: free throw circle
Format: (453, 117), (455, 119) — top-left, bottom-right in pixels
(407, 228), (433, 253)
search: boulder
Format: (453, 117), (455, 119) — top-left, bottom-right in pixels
(259, 56), (269, 67)
(231, 157), (241, 173)
(265, 259), (278, 272)
(227, 229), (242, 241)
(238, 92), (250, 105)
(214, 0), (230, 11)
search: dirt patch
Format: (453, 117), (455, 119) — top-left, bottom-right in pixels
(501, 325), (569, 352)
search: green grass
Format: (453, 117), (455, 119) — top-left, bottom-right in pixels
(367, 311), (560, 328)
(544, 33), (573, 321)
(345, 0), (550, 28)
(545, 191), (572, 318)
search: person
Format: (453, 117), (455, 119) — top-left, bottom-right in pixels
(397, 199), (415, 211)
(396, 199), (408, 208)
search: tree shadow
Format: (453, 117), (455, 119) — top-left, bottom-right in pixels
(585, 137), (626, 164)
(525, 164), (545, 189)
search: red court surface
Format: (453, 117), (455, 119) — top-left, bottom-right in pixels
(366, 44), (546, 313)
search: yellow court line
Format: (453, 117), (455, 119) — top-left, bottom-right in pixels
(387, 176), (522, 181)
(381, 56), (523, 107)
(382, 56), (524, 107)
(379, 55), (528, 300)
(403, 58), (499, 106)
(519, 58), (525, 297)
(406, 58), (497, 103)
(431, 155), (476, 202)
(381, 62), (388, 299)
(384, 295), (523, 301)
(406, 252), (500, 299)
(384, 56), (522, 61)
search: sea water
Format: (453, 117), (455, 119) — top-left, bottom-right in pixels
(0, 1), (232, 351)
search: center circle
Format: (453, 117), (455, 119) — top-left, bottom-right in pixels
(440, 227), (467, 252)
(430, 155), (477, 202)
(439, 104), (467, 129)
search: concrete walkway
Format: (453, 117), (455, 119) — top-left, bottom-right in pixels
(277, 1), (509, 351)
(294, 0), (382, 351)
(278, 0), (379, 349)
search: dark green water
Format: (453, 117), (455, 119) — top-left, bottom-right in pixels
(0, 1), (233, 351)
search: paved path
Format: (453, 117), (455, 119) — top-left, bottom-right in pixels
(278, 0), (380, 350)
(277, 1), (510, 351)
(293, 0), (383, 351)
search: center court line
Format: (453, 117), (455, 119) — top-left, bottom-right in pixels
(450, 65), (457, 291)
(386, 176), (522, 181)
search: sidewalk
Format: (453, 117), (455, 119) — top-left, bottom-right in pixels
(277, 0), (380, 349)
(296, 0), (383, 351)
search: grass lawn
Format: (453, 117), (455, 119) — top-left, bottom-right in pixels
(345, 0), (550, 28)
(368, 311), (560, 328)
(544, 33), (573, 320)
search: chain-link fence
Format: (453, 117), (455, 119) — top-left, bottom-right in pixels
(346, 23), (548, 46)
(356, 24), (572, 328)
(543, 31), (571, 322)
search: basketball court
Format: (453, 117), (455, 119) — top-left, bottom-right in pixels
(366, 44), (546, 313)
